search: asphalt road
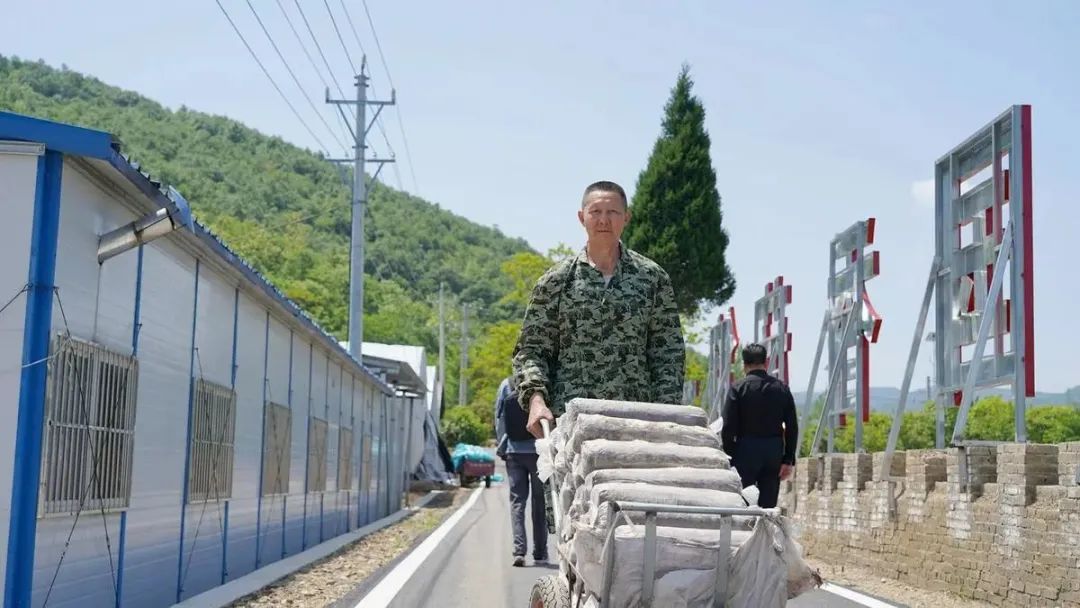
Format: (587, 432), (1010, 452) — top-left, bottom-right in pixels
(410, 462), (887, 608)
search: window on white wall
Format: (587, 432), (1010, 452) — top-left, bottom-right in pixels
(338, 426), (354, 491)
(188, 379), (237, 502)
(41, 336), (139, 516)
(261, 402), (292, 496)
(307, 417), (328, 492)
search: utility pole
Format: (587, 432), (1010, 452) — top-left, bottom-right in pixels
(458, 303), (469, 406)
(326, 56), (396, 361)
(438, 283), (446, 416)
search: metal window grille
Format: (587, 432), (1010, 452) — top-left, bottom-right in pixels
(261, 402), (291, 496)
(307, 418), (328, 493)
(188, 379), (237, 502)
(337, 427), (354, 491)
(40, 336), (139, 516)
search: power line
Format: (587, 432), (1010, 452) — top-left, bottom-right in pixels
(290, 0), (359, 139)
(360, 0), (420, 195)
(322, 0), (357, 74)
(274, 0), (354, 135)
(337, 0), (369, 58)
(245, 0), (349, 154)
(360, 0), (393, 88)
(292, 0), (347, 99)
(215, 0), (331, 154)
(323, 0), (396, 167)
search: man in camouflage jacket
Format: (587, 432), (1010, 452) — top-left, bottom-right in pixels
(512, 180), (685, 438)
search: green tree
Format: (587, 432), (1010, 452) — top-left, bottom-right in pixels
(964, 395), (1014, 441)
(684, 348), (708, 407)
(465, 320), (523, 432)
(833, 413), (893, 453)
(499, 251), (553, 313)
(547, 243), (575, 263)
(623, 64), (735, 316)
(441, 407), (488, 446)
(1027, 406), (1080, 443)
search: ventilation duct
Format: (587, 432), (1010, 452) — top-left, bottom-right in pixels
(97, 186), (193, 263)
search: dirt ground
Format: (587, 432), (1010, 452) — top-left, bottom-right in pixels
(229, 488), (467, 608)
(811, 560), (991, 608)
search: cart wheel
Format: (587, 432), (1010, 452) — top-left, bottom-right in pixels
(484, 475), (492, 488)
(529, 574), (570, 608)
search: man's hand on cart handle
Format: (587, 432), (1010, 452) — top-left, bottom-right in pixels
(527, 394), (555, 438)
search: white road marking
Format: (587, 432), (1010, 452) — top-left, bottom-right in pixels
(821, 582), (899, 608)
(353, 487), (485, 608)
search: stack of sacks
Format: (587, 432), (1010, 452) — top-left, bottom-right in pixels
(541, 398), (818, 608)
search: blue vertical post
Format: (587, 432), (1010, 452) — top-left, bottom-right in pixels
(282, 332), (293, 560)
(348, 376), (355, 533)
(254, 312), (270, 568)
(302, 347), (312, 550)
(5, 151), (63, 608)
(221, 501), (229, 585)
(115, 511), (128, 608)
(230, 289), (239, 388)
(223, 289), (237, 584)
(176, 259), (200, 603)
(131, 246), (144, 356)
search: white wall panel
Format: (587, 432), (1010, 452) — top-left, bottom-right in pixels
(0, 150), (37, 589)
(33, 166), (186, 608)
(178, 265), (234, 601)
(225, 294), (266, 581)
(50, 164), (138, 352)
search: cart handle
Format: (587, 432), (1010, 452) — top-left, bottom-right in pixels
(612, 501), (780, 518)
(540, 419), (561, 535)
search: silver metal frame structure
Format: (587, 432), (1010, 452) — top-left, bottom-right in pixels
(880, 105), (1035, 487)
(805, 220), (882, 455)
(704, 307), (740, 423)
(753, 277), (792, 385)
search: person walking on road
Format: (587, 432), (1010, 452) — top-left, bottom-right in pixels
(511, 180), (686, 438)
(494, 376), (548, 567)
(720, 343), (799, 509)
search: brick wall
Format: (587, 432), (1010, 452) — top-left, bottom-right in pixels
(781, 443), (1080, 607)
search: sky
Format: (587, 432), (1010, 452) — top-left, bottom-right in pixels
(2, 0), (1078, 394)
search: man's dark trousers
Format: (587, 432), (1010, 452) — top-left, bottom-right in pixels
(734, 436), (784, 508)
(506, 453), (547, 559)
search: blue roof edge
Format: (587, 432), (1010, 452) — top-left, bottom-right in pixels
(0, 110), (394, 395)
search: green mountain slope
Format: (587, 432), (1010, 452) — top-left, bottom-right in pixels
(0, 55), (532, 362)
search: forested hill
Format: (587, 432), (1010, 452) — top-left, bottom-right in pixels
(0, 55), (533, 344)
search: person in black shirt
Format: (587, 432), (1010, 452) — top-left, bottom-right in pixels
(721, 343), (798, 509)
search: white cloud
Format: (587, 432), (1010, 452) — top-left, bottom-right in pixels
(910, 179), (934, 208)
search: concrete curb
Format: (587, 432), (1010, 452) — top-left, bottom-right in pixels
(175, 491), (442, 608)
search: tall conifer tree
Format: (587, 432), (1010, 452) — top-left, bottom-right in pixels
(625, 65), (735, 316)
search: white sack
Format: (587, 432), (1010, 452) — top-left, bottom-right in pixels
(583, 467), (744, 495)
(566, 414), (721, 454)
(571, 523), (754, 608)
(574, 440), (731, 483)
(741, 485), (760, 506)
(563, 398), (708, 430)
(586, 482), (748, 531)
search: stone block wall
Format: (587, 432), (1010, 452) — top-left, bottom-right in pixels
(783, 443), (1080, 607)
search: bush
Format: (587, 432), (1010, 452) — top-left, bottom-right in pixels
(441, 406), (488, 447)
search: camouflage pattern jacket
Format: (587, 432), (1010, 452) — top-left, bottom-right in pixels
(512, 244), (685, 414)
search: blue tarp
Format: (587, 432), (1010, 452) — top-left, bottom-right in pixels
(451, 443), (494, 471)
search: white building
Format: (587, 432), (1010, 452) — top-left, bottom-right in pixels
(0, 111), (423, 607)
